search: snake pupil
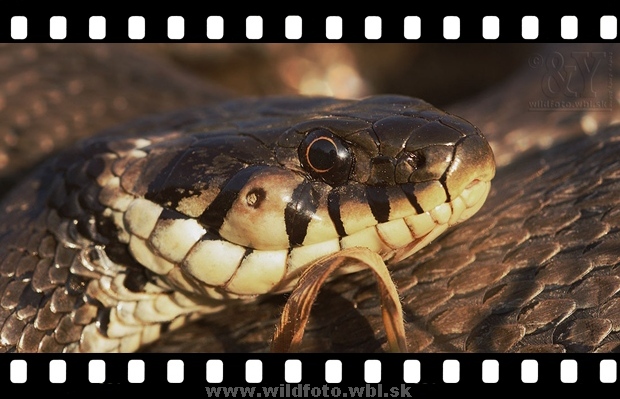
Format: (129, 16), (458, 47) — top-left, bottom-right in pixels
(299, 129), (353, 186)
(308, 138), (338, 171)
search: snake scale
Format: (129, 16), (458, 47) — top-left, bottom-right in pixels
(1, 43), (620, 353)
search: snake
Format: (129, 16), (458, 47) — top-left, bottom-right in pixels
(0, 43), (619, 353)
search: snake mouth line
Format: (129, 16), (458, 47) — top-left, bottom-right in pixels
(340, 179), (491, 264)
(465, 179), (481, 190)
(388, 178), (491, 263)
(114, 176), (492, 298)
(273, 178), (492, 292)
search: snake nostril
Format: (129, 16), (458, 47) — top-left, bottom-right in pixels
(394, 151), (426, 184)
(406, 151), (426, 170)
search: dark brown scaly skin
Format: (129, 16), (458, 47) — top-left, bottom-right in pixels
(0, 43), (233, 198)
(1, 43), (620, 353)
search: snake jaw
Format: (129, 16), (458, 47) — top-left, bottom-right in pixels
(329, 176), (493, 267)
(390, 178), (492, 264)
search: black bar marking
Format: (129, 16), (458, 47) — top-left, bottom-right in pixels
(198, 166), (266, 231)
(327, 190), (347, 237)
(242, 247), (254, 260)
(401, 183), (424, 214)
(439, 143), (460, 203)
(96, 307), (111, 335)
(285, 181), (320, 247)
(159, 208), (188, 220)
(366, 186), (391, 223)
(145, 148), (188, 205)
(123, 269), (149, 293)
(439, 177), (452, 203)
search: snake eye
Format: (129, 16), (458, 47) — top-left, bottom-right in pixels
(299, 129), (352, 186)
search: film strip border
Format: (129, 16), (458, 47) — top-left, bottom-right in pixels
(1, 354), (619, 385)
(1, 14), (618, 42)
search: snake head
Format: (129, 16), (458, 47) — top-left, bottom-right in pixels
(104, 95), (495, 296)
(273, 95), (496, 271)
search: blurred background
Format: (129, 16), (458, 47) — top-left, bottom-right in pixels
(142, 43), (538, 106)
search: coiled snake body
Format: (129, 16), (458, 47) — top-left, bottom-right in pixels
(1, 43), (620, 353)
